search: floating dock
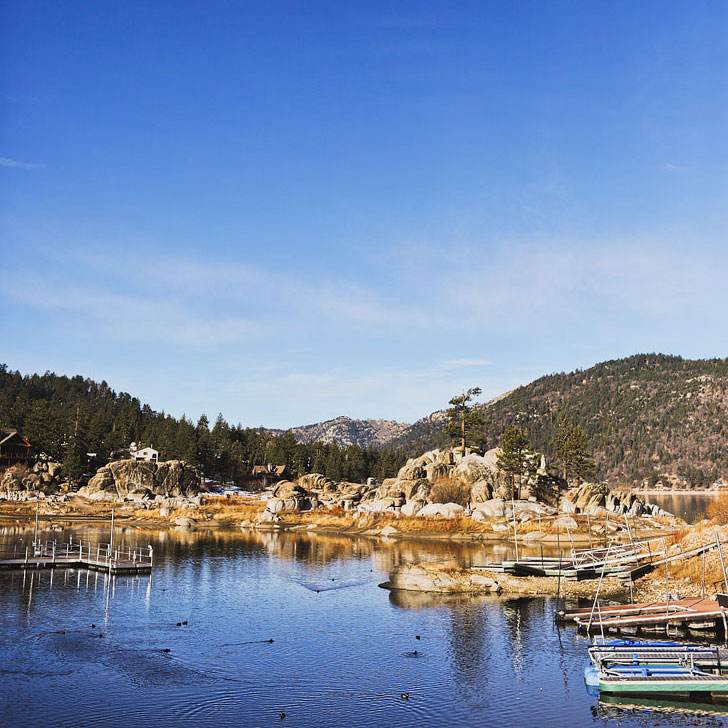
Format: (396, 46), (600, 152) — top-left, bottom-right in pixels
(478, 535), (724, 581)
(0, 538), (153, 575)
(559, 598), (728, 634)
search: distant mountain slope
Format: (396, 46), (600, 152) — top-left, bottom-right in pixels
(289, 416), (411, 448)
(387, 354), (728, 486)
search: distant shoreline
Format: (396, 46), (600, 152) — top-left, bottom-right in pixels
(633, 489), (720, 496)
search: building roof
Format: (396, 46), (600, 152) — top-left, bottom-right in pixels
(0, 430), (30, 448)
(252, 464), (286, 476)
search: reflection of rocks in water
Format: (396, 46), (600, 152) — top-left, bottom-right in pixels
(446, 598), (492, 699)
(389, 588), (497, 610)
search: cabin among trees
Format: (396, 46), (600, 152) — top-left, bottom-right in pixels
(0, 429), (31, 469)
(251, 464), (286, 487)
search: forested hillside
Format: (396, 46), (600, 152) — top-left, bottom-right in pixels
(4, 354), (728, 488)
(389, 354), (728, 486)
(0, 365), (406, 484)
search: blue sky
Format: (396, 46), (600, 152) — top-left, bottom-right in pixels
(2, 1), (728, 428)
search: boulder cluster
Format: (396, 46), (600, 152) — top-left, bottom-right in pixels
(1, 461), (64, 496)
(260, 446), (567, 522)
(259, 446), (673, 525)
(78, 459), (201, 502)
(560, 482), (669, 518)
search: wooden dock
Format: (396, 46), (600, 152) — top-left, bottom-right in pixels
(478, 535), (723, 582)
(558, 598), (728, 634)
(0, 538), (153, 575)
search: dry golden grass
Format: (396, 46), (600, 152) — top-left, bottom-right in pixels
(708, 492), (728, 524)
(429, 477), (472, 507)
(667, 527), (690, 545)
(137, 494), (265, 523)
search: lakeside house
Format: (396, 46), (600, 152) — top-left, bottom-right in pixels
(0, 429), (31, 469)
(130, 443), (159, 462)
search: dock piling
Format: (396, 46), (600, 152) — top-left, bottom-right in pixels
(716, 533), (728, 594)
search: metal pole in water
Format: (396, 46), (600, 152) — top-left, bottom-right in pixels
(109, 509), (115, 574)
(587, 544), (611, 634)
(587, 513), (592, 549)
(716, 533), (728, 594)
(665, 543), (670, 615)
(34, 500), (39, 547)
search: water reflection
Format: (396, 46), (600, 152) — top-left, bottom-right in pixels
(0, 524), (721, 728)
(642, 493), (717, 524)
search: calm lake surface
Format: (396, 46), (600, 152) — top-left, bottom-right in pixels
(0, 524), (725, 728)
(641, 492), (718, 524)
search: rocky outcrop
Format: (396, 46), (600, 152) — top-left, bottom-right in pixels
(259, 445), (570, 521)
(560, 483), (669, 518)
(257, 445), (679, 528)
(1, 461), (64, 495)
(381, 563), (502, 594)
(81, 459), (200, 500)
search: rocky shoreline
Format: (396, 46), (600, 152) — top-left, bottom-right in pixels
(380, 562), (634, 599)
(0, 447), (683, 547)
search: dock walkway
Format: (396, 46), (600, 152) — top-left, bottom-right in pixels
(0, 538), (153, 575)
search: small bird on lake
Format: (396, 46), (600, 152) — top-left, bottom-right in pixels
(268, 638), (275, 643)
(401, 693), (409, 700)
(415, 635), (421, 640)
(279, 712), (286, 720)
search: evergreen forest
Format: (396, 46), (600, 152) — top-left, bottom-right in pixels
(0, 365), (406, 485)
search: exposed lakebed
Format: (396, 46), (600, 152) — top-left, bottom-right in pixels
(0, 525), (724, 727)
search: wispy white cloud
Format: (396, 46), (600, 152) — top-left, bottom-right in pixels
(23, 242), (435, 331)
(4, 276), (259, 346)
(441, 358), (492, 368)
(0, 157), (44, 169)
(226, 363), (510, 426)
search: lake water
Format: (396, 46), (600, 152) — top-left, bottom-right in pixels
(0, 523), (726, 727)
(641, 492), (719, 524)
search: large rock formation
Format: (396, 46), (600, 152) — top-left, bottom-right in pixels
(560, 482), (669, 518)
(81, 459), (201, 500)
(1, 461), (64, 495)
(258, 445), (568, 521)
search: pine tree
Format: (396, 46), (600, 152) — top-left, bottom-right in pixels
(551, 419), (596, 484)
(444, 387), (487, 452)
(496, 426), (537, 500)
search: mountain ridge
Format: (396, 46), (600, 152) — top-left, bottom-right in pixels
(286, 354), (728, 486)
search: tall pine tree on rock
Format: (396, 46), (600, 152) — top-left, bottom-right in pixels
(496, 426), (537, 500)
(444, 387), (487, 452)
(551, 419), (596, 484)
